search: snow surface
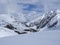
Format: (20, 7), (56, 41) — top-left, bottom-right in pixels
(0, 30), (60, 45)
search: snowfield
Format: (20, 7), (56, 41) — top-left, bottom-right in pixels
(0, 29), (60, 45)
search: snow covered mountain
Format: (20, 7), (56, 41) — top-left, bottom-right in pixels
(0, 10), (60, 38)
(0, 0), (60, 45)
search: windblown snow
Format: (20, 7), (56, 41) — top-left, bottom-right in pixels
(0, 10), (60, 38)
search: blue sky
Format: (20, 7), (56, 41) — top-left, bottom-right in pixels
(0, 0), (60, 14)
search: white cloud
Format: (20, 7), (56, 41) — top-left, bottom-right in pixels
(16, 0), (40, 4)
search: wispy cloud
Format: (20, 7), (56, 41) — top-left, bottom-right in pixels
(0, 0), (60, 21)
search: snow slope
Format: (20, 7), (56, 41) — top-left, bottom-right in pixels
(0, 30), (60, 45)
